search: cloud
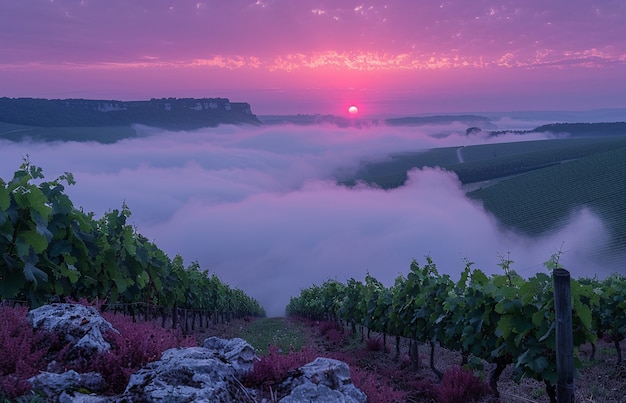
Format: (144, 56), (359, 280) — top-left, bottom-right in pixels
(0, 124), (612, 316)
(1, 1), (625, 69)
(3, 1), (626, 116)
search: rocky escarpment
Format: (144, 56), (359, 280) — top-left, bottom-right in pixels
(0, 97), (261, 130)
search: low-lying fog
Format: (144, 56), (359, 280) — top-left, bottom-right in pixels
(0, 123), (612, 316)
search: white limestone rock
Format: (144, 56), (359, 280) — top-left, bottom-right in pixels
(27, 303), (118, 355)
(122, 338), (259, 402)
(279, 357), (366, 403)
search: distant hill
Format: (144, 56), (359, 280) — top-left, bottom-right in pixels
(385, 115), (496, 129)
(532, 122), (626, 136)
(259, 114), (357, 127)
(488, 121), (626, 137)
(0, 97), (260, 131)
(258, 114), (389, 128)
(467, 145), (626, 267)
(259, 114), (497, 129)
(340, 135), (626, 266)
(482, 108), (626, 123)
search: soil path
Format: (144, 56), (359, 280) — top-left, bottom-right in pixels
(191, 316), (626, 403)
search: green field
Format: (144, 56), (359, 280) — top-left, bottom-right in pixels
(343, 136), (626, 188)
(342, 135), (626, 265)
(468, 146), (626, 264)
(0, 122), (137, 143)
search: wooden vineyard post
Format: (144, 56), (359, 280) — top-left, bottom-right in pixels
(553, 268), (574, 402)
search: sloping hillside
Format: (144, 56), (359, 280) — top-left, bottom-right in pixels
(341, 135), (626, 265)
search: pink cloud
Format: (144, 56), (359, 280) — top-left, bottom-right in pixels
(1, 1), (625, 68)
(1, 1), (625, 113)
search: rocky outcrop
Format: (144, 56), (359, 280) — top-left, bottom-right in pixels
(279, 357), (367, 403)
(24, 304), (366, 402)
(202, 336), (257, 375)
(29, 370), (107, 400)
(27, 303), (118, 357)
(0, 97), (261, 132)
(121, 338), (258, 402)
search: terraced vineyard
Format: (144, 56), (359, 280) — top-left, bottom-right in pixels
(344, 136), (626, 188)
(468, 146), (626, 265)
(343, 135), (626, 265)
(342, 146), (460, 188)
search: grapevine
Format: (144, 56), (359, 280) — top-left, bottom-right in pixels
(0, 161), (265, 318)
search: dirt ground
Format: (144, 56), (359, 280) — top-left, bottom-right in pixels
(191, 316), (626, 402)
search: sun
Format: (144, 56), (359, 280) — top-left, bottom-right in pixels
(348, 105), (359, 115)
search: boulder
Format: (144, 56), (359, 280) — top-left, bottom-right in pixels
(27, 303), (118, 356)
(58, 392), (115, 403)
(202, 336), (257, 375)
(122, 338), (259, 402)
(279, 357), (366, 403)
(29, 370), (107, 399)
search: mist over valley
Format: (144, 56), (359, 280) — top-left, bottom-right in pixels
(2, 116), (623, 316)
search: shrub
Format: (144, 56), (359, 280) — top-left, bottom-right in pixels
(325, 350), (411, 403)
(316, 320), (347, 345)
(366, 337), (384, 352)
(0, 307), (48, 399)
(326, 328), (345, 345)
(0, 305), (197, 397)
(349, 366), (407, 402)
(243, 345), (318, 387)
(72, 312), (196, 395)
(318, 320), (340, 336)
(435, 366), (491, 403)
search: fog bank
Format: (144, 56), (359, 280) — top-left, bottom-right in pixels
(0, 124), (611, 316)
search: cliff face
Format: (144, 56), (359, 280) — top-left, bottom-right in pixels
(0, 97), (260, 129)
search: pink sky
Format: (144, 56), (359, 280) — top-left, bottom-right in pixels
(1, 0), (626, 115)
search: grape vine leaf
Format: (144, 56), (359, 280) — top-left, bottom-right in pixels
(23, 261), (48, 284)
(0, 181), (9, 210)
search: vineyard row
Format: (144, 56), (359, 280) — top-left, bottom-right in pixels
(286, 256), (626, 402)
(0, 161), (265, 318)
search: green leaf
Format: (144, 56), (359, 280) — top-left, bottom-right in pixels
(573, 298), (593, 330)
(2, 253), (20, 269)
(531, 309), (546, 327)
(23, 262), (48, 284)
(519, 280), (541, 304)
(538, 321), (556, 342)
(466, 356), (484, 371)
(27, 187), (53, 218)
(52, 193), (73, 215)
(61, 264), (81, 284)
(0, 259), (25, 298)
(490, 343), (506, 359)
(33, 211), (52, 242)
(19, 230), (49, 254)
(136, 270), (149, 288)
(48, 240), (73, 257)
(494, 298), (522, 314)
(123, 230), (137, 255)
(0, 181), (9, 210)
(471, 269), (489, 285)
(526, 356), (549, 374)
(14, 236), (31, 261)
(114, 276), (134, 293)
(497, 315), (515, 339)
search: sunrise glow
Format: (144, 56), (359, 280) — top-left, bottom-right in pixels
(0, 1), (624, 114)
(348, 105), (359, 115)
